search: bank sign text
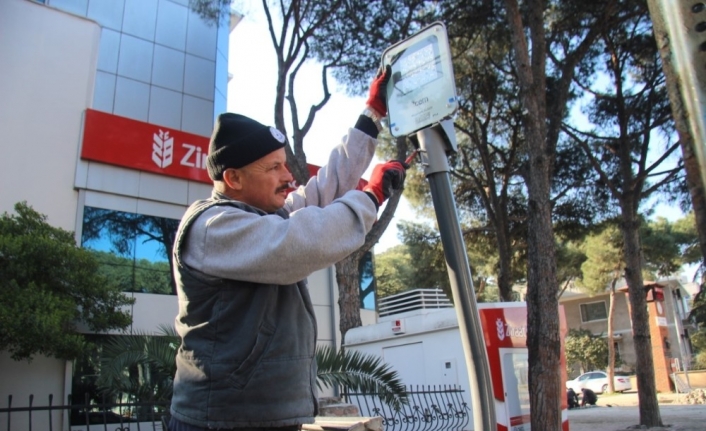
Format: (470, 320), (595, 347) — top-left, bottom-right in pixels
(81, 109), (210, 183)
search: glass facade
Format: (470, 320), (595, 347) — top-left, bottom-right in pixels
(48, 0), (230, 136)
(81, 206), (179, 295)
(359, 251), (377, 310)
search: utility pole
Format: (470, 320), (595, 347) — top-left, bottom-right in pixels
(383, 22), (497, 430)
(647, 0), (706, 264)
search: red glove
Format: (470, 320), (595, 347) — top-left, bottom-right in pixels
(364, 160), (407, 205)
(365, 65), (391, 117)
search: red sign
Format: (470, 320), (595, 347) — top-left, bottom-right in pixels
(478, 304), (570, 431)
(81, 109), (370, 189)
(81, 109), (212, 183)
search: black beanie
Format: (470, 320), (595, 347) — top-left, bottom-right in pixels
(206, 113), (288, 180)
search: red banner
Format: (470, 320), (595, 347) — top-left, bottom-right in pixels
(81, 109), (368, 189)
(81, 109), (212, 183)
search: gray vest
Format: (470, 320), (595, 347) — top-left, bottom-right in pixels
(170, 199), (319, 429)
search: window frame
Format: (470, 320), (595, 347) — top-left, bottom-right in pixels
(74, 190), (185, 296)
(579, 300), (608, 323)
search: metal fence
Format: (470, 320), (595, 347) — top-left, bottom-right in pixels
(344, 385), (471, 431)
(3, 386), (470, 431)
(0, 394), (169, 431)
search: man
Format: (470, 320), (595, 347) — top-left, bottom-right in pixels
(567, 387), (579, 409)
(169, 67), (406, 431)
(581, 387), (598, 407)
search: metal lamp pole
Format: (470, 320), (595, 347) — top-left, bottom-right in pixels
(414, 119), (497, 431)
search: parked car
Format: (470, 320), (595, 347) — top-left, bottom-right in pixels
(565, 370), (632, 393)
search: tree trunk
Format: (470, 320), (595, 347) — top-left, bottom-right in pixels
(503, 0), (562, 429)
(494, 212), (515, 301)
(524, 161), (562, 431)
(336, 254), (362, 343)
(620, 200), (663, 427)
(607, 278), (617, 393)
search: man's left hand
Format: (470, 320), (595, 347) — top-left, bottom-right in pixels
(365, 65), (391, 117)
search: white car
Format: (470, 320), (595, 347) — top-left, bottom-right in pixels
(566, 371), (632, 394)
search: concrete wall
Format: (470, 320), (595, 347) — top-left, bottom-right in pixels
(674, 370), (706, 389)
(0, 351), (67, 431)
(0, 0), (99, 230)
(309, 266), (339, 348)
(0, 3), (100, 429)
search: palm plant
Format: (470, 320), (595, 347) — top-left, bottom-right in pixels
(94, 327), (408, 412)
(315, 345), (407, 411)
(95, 324), (178, 410)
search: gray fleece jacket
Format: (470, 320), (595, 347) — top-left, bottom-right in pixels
(170, 127), (378, 429)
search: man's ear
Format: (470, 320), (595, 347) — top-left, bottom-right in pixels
(222, 168), (244, 190)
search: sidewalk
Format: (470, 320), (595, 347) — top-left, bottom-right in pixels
(568, 391), (706, 431)
(592, 390), (683, 407)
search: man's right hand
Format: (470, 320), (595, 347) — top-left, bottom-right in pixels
(364, 160), (407, 205)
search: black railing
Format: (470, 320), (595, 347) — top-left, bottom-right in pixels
(3, 386), (470, 431)
(0, 394), (169, 431)
(344, 385), (471, 431)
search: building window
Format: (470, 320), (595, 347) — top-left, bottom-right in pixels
(359, 251), (376, 310)
(580, 301), (607, 322)
(81, 206), (179, 295)
(673, 288), (687, 320)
